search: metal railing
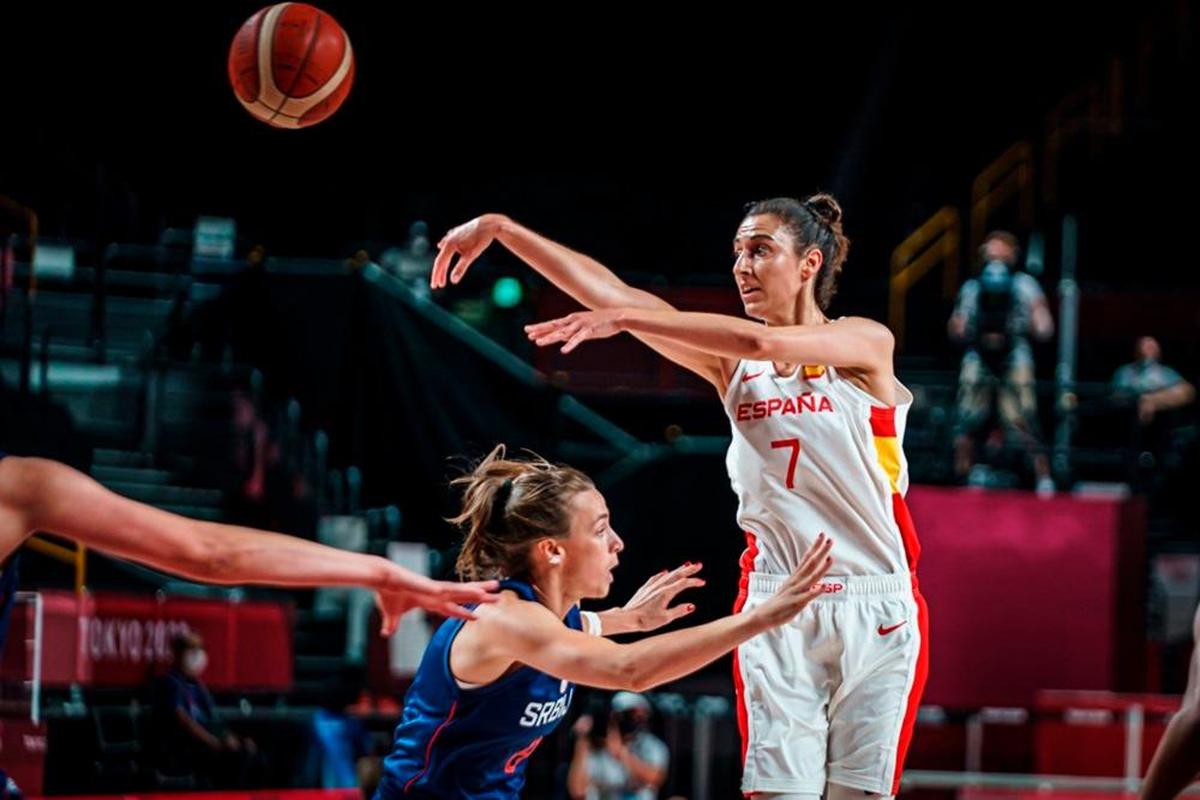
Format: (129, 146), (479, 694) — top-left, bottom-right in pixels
(889, 207), (961, 352)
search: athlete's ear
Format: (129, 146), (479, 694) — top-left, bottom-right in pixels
(533, 538), (564, 567)
(800, 246), (823, 281)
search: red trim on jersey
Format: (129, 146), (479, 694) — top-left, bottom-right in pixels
(870, 405), (898, 437)
(738, 530), (760, 580)
(732, 531), (759, 769)
(875, 373), (927, 796)
(503, 735), (543, 774)
(892, 492), (922, 572)
(732, 632), (750, 767)
(891, 578), (930, 795)
(870, 396), (926, 797)
(404, 700), (459, 794)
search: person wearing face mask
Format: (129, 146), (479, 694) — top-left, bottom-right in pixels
(947, 230), (1056, 495)
(150, 631), (264, 788)
(567, 692), (669, 800)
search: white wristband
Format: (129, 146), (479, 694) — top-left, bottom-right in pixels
(580, 610), (602, 636)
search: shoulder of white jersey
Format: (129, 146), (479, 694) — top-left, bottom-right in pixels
(722, 359), (755, 401)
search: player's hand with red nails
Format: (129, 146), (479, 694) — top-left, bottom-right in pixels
(619, 562), (706, 632)
(752, 534), (834, 628)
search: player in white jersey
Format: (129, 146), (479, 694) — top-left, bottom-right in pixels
(431, 193), (927, 800)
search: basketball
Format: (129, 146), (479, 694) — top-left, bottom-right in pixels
(227, 3), (355, 129)
(10, 8), (1199, 800)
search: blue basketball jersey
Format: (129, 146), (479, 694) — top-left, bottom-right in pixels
(376, 579), (582, 800)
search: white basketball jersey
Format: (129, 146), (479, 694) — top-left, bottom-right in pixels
(723, 360), (921, 577)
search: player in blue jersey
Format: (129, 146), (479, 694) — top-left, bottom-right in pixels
(377, 445), (833, 799)
(0, 452), (500, 799)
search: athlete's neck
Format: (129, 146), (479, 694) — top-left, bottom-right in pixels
(764, 290), (827, 329)
(761, 293), (828, 375)
(528, 573), (578, 619)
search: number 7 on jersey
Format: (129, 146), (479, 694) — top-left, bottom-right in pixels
(771, 438), (802, 489)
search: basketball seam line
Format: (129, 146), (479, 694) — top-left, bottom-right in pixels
(269, 9), (324, 124)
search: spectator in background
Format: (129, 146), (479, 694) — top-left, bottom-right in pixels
(382, 221), (435, 299)
(227, 388), (270, 525)
(1111, 336), (1196, 491)
(0, 773), (20, 800)
(568, 692), (669, 800)
(229, 244), (270, 362)
(948, 231), (1056, 495)
(306, 674), (373, 790)
(150, 631), (265, 788)
(1112, 336), (1196, 425)
(400, 221), (434, 278)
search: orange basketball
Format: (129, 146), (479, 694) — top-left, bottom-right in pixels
(228, 3), (355, 129)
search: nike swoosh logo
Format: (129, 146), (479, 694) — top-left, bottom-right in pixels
(878, 621), (907, 636)
(742, 370), (765, 383)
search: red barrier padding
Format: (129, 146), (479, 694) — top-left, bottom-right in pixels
(1, 591), (293, 690)
(0, 719), (47, 794)
(30, 791), (360, 800)
(910, 486), (1146, 708)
